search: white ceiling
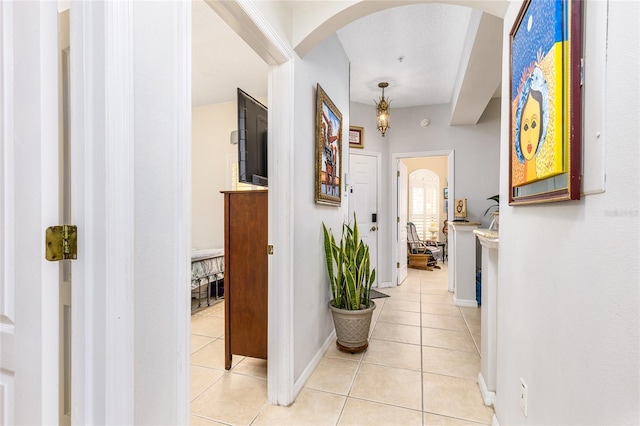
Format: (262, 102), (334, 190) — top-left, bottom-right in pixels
(336, 3), (473, 108)
(192, 1), (501, 116)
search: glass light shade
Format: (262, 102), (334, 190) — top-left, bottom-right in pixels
(375, 82), (390, 137)
(376, 100), (389, 136)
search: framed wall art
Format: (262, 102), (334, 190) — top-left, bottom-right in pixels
(315, 84), (343, 206)
(349, 126), (364, 149)
(509, 0), (582, 205)
(454, 198), (467, 219)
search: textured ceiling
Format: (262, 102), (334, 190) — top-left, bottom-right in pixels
(192, 1), (498, 114)
(337, 3), (473, 108)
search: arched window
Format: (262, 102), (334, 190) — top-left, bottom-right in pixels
(409, 169), (439, 240)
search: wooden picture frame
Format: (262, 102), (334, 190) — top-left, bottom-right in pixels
(509, 0), (582, 205)
(454, 198), (467, 219)
(315, 84), (343, 206)
(349, 126), (364, 149)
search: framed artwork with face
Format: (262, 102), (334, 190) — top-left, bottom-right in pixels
(509, 0), (582, 205)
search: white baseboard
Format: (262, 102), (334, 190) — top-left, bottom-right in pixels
(454, 297), (478, 308)
(293, 330), (336, 398)
(378, 281), (394, 288)
(492, 414), (500, 426)
(478, 372), (496, 406)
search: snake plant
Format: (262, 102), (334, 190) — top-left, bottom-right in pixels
(322, 214), (376, 310)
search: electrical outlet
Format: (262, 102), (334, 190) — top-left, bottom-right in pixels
(520, 378), (528, 416)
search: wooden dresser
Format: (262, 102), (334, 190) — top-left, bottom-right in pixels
(222, 190), (268, 369)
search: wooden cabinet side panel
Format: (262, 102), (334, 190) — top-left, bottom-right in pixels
(224, 193), (232, 369)
(224, 191), (268, 363)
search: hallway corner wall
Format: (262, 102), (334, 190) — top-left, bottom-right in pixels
(495, 1), (640, 423)
(291, 34), (350, 384)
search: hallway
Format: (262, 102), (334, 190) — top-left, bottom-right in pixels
(190, 264), (493, 425)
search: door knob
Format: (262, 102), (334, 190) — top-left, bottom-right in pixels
(370, 226), (378, 231)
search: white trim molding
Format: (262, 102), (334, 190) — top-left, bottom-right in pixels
(174, 0), (192, 423)
(293, 330), (336, 397)
(205, 0), (294, 65)
(492, 413), (500, 426)
(1, 0), (16, 330)
(454, 298), (479, 308)
(267, 59), (296, 406)
(70, 1), (135, 423)
(478, 372), (496, 406)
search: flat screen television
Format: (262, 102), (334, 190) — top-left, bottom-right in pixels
(237, 88), (268, 187)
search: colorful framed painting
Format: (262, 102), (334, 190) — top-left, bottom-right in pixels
(509, 0), (582, 205)
(349, 126), (364, 149)
(315, 84), (343, 206)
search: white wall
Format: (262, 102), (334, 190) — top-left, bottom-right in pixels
(349, 99), (501, 282)
(292, 34), (350, 381)
(495, 1), (640, 424)
(191, 102), (237, 249)
(391, 100), (500, 226)
(191, 98), (267, 250)
(132, 2), (190, 423)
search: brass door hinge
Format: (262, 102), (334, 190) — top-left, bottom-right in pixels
(267, 245), (274, 255)
(46, 225), (77, 261)
(397, 262), (400, 268)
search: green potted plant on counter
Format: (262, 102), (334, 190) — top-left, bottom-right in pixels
(322, 214), (376, 353)
(483, 194), (500, 231)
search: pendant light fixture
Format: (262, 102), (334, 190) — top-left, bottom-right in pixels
(375, 82), (390, 137)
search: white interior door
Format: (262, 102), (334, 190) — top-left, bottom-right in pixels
(348, 153), (379, 286)
(1, 2), (61, 424)
(397, 160), (408, 284)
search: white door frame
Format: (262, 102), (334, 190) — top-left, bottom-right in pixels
(390, 150), (455, 287)
(348, 151), (382, 287)
(1, 2), (60, 424)
(199, 0), (297, 406)
(69, 1), (138, 423)
(72, 1), (193, 423)
(5, 0), (298, 421)
(396, 160), (408, 285)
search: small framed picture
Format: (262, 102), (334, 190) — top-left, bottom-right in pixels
(443, 187), (448, 199)
(349, 126), (364, 149)
(454, 198), (467, 219)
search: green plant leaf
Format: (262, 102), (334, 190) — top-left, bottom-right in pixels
(322, 212), (376, 311)
(483, 194), (500, 216)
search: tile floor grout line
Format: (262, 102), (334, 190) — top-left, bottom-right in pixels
(247, 400), (271, 426)
(190, 266), (494, 425)
(334, 299), (380, 426)
(460, 308), (481, 356)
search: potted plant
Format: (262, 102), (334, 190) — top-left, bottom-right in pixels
(483, 194), (500, 231)
(322, 214), (376, 353)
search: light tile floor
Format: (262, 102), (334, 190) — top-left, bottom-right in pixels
(190, 264), (492, 425)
